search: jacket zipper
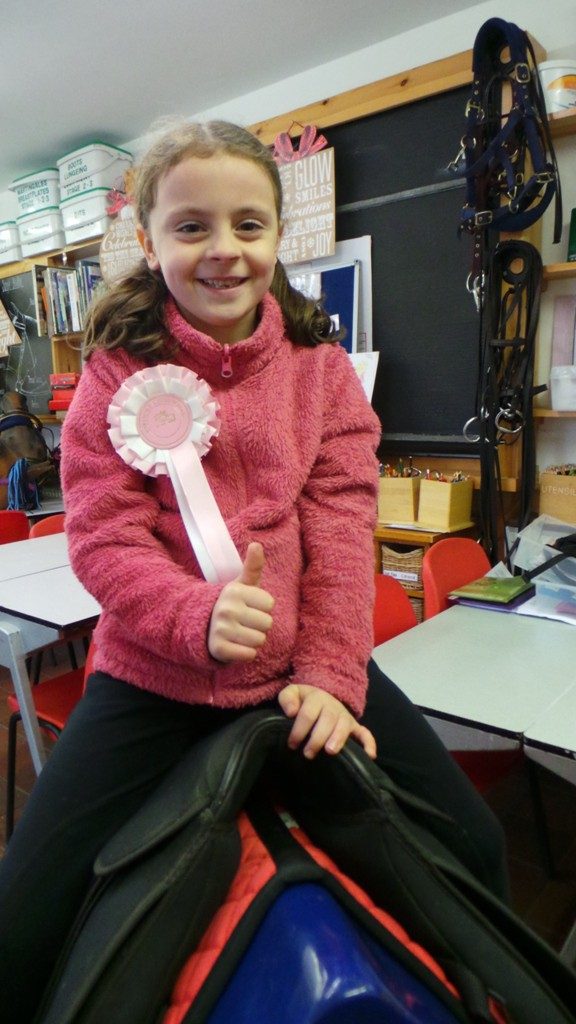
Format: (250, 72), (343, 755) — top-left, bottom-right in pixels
(221, 344), (233, 379)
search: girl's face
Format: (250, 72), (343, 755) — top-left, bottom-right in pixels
(137, 153), (282, 345)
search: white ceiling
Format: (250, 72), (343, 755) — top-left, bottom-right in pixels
(1, 0), (484, 193)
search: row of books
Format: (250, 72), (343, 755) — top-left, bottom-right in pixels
(37, 258), (103, 337)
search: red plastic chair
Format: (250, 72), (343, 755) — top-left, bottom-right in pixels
(373, 573), (418, 646)
(421, 537), (491, 619)
(28, 511), (66, 538)
(5, 639), (97, 841)
(0, 509), (30, 543)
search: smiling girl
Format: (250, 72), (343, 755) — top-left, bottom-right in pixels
(0, 119), (506, 1021)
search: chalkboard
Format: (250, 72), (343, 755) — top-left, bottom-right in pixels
(325, 86), (480, 457)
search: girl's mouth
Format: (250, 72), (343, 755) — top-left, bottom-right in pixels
(199, 278), (246, 290)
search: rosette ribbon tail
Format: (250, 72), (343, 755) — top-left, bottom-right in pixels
(107, 364), (243, 585)
(166, 444), (242, 584)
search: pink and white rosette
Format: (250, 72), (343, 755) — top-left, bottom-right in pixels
(107, 364), (242, 584)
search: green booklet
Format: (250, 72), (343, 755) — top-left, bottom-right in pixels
(449, 575), (534, 604)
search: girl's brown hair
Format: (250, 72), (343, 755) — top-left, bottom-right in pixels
(83, 120), (339, 360)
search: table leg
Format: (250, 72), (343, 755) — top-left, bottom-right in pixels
(0, 620), (47, 774)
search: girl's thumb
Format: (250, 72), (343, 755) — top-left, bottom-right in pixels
(238, 542), (265, 587)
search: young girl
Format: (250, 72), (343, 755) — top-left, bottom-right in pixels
(0, 119), (507, 1021)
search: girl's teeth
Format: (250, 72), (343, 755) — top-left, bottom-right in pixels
(204, 279), (238, 289)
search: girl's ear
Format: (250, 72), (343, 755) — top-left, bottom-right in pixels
(136, 224), (160, 271)
(276, 220), (284, 254)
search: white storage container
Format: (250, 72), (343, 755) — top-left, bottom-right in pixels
(0, 245), (22, 265)
(10, 168), (60, 215)
(60, 187), (110, 230)
(16, 206), (65, 257)
(550, 365), (576, 411)
(0, 220), (20, 254)
(64, 215), (112, 245)
(21, 232), (66, 258)
(57, 142), (132, 191)
(0, 221), (22, 264)
(538, 61), (576, 114)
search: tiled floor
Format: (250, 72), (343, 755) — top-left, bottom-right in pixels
(1, 655), (576, 961)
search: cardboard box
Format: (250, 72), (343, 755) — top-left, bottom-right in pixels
(378, 477), (420, 523)
(417, 478), (473, 531)
(539, 473), (576, 525)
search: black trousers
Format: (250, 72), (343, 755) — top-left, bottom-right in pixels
(0, 660), (507, 1022)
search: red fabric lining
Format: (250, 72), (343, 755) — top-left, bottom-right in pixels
(162, 811), (459, 1024)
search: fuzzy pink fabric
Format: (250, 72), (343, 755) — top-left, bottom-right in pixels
(61, 294), (380, 716)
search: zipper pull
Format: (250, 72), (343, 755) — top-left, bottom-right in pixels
(221, 344), (233, 379)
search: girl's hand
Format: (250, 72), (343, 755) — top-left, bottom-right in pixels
(278, 683), (377, 761)
(208, 542), (275, 662)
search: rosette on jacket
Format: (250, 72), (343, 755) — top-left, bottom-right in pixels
(107, 364), (242, 583)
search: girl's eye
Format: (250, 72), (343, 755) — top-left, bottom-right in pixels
(237, 220), (263, 233)
(177, 222), (205, 235)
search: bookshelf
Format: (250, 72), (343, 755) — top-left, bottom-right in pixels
(0, 238), (102, 381)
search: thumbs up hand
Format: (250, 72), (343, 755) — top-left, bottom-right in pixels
(208, 542), (275, 663)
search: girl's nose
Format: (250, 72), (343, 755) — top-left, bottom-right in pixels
(205, 225), (240, 261)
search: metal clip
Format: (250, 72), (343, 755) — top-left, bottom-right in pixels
(474, 210), (493, 228)
(465, 100), (484, 121)
(513, 62), (531, 84)
(466, 272), (484, 313)
(447, 135), (475, 173)
(495, 407), (524, 435)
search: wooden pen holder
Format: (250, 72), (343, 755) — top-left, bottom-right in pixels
(416, 478), (473, 531)
(539, 472), (576, 525)
(378, 477), (420, 524)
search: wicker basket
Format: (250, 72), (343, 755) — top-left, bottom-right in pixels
(380, 544), (423, 591)
(409, 596), (424, 623)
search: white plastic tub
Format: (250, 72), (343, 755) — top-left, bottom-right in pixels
(0, 220), (20, 254)
(0, 243), (22, 265)
(59, 187), (110, 230)
(21, 232), (66, 258)
(64, 215), (112, 245)
(550, 365), (576, 411)
(17, 206), (64, 242)
(57, 142), (132, 190)
(538, 61), (576, 114)
(10, 168), (60, 214)
(16, 206), (65, 257)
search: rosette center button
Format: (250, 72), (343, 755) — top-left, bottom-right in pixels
(136, 394), (193, 449)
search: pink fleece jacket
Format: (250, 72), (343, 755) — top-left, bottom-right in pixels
(61, 294), (381, 716)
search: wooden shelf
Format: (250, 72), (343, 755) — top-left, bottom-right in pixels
(549, 109), (576, 139)
(534, 408), (576, 419)
(543, 261), (576, 282)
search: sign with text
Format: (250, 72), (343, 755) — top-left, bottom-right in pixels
(100, 214), (142, 284)
(278, 148), (335, 265)
(0, 296), (22, 357)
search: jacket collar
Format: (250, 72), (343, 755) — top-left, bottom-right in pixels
(164, 293), (287, 386)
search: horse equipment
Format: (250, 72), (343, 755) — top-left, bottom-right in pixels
(0, 391), (57, 510)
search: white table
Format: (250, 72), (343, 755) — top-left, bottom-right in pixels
(524, 692), (576, 786)
(0, 532), (70, 582)
(524, 691), (576, 964)
(373, 603), (576, 963)
(372, 604), (576, 739)
(25, 497), (66, 522)
(0, 534), (100, 773)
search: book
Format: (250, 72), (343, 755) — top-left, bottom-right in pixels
(450, 588), (535, 613)
(449, 575), (534, 604)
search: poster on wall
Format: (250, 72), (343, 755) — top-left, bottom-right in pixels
(278, 148), (335, 265)
(287, 236), (373, 353)
(288, 260), (359, 353)
(0, 270), (51, 415)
